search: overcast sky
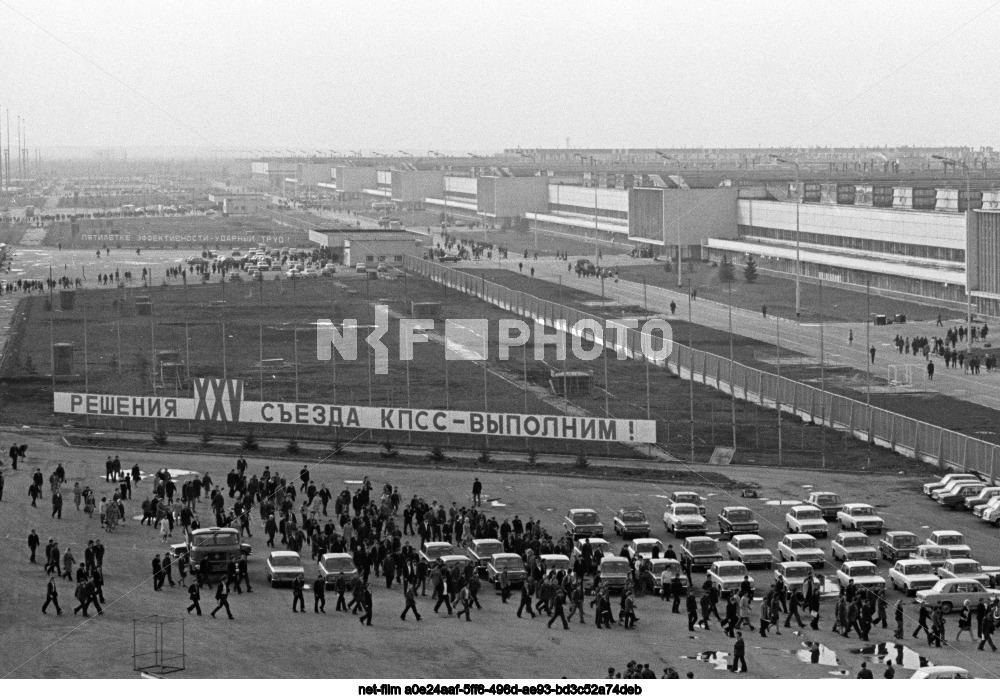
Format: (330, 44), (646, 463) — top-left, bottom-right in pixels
(1, 0), (998, 153)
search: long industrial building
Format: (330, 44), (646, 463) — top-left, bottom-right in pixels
(248, 156), (1000, 318)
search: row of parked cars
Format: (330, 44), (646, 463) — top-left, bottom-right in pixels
(924, 471), (1000, 525)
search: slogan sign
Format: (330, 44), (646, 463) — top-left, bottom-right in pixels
(53, 378), (656, 444)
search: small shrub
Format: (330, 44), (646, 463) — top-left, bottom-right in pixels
(526, 449), (537, 465)
(575, 452), (589, 469)
(200, 429), (212, 446)
(380, 441), (398, 459)
(478, 448), (491, 464)
(718, 257), (735, 283)
(744, 256), (758, 283)
(152, 429), (168, 446)
(331, 439), (346, 455)
(286, 438), (300, 454)
(428, 444), (445, 462)
(242, 431), (259, 451)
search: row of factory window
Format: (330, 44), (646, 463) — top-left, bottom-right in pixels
(738, 225), (965, 263)
(364, 255), (405, 262)
(547, 203), (629, 220)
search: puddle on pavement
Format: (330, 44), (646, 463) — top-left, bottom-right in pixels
(344, 480), (364, 484)
(849, 642), (932, 670)
(679, 651), (730, 671)
(801, 485), (814, 489)
(488, 500), (507, 507)
(764, 499), (801, 506)
(795, 641), (839, 667)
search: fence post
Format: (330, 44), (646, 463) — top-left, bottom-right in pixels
(937, 427), (945, 469)
(889, 413), (896, 451)
(848, 401), (855, 434)
(791, 381), (798, 418)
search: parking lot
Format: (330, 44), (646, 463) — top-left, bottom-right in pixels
(1, 427), (998, 679)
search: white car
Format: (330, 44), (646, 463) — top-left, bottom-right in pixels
(572, 537), (611, 559)
(910, 666), (973, 679)
(836, 503), (884, 535)
(663, 503), (708, 538)
(830, 532), (877, 563)
(836, 561), (886, 592)
(627, 537), (666, 560)
(915, 544), (950, 569)
(318, 552), (358, 586)
(916, 578), (1000, 613)
(963, 486), (1000, 511)
(774, 561), (814, 592)
(925, 530), (972, 558)
(786, 506), (829, 537)
(937, 558), (991, 587)
(889, 558), (939, 594)
(266, 551), (305, 587)
(974, 495), (1000, 518)
(726, 534), (773, 569)
(540, 554), (571, 573)
(778, 534), (825, 567)
(419, 541), (455, 564)
(285, 268), (301, 279)
(923, 473), (981, 497)
(486, 553), (526, 587)
(668, 491), (706, 515)
(708, 561), (754, 597)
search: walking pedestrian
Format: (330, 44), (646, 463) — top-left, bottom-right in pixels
(292, 574), (306, 612)
(313, 573), (326, 613)
(401, 584), (421, 621)
(42, 577), (62, 615)
(211, 581), (234, 619)
(730, 631), (747, 673)
(187, 582), (202, 615)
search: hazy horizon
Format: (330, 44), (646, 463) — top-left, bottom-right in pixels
(2, 0), (999, 153)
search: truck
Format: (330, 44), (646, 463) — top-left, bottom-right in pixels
(170, 527), (251, 577)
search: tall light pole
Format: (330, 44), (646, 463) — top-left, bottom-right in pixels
(933, 154), (974, 353)
(770, 154), (802, 316)
(656, 151), (683, 287)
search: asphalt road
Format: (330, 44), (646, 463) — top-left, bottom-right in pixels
(0, 427), (998, 679)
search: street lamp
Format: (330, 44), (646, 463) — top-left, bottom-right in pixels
(770, 154), (802, 316)
(655, 151), (685, 287)
(933, 154), (974, 353)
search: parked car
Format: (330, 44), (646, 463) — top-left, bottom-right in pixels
(836, 561), (886, 592)
(778, 534), (826, 568)
(983, 501), (1000, 526)
(717, 506), (760, 538)
(709, 561), (754, 597)
(648, 558), (687, 595)
(439, 554), (472, 572)
(910, 666), (973, 679)
(320, 264), (336, 277)
(936, 481), (990, 509)
(286, 268), (301, 279)
(467, 538), (505, 574)
(439, 254), (460, 263)
(915, 544), (950, 569)
(937, 558), (991, 587)
(806, 491), (843, 521)
(879, 531), (920, 562)
(889, 558), (940, 594)
(916, 578), (1000, 613)
(318, 552), (358, 587)
(785, 506), (829, 537)
(973, 495), (1000, 518)
(627, 537), (666, 561)
(831, 532), (877, 563)
(355, 263), (366, 272)
(564, 509), (604, 539)
(419, 541), (455, 565)
(923, 473), (982, 498)
(599, 555), (632, 589)
(663, 503), (708, 538)
(486, 553), (526, 588)
(668, 491), (706, 515)
(726, 534), (773, 569)
(540, 554), (571, 574)
(836, 503), (884, 535)
(572, 537), (611, 559)
(964, 486), (1000, 511)
(925, 530), (972, 558)
(680, 536), (723, 570)
(613, 507), (651, 539)
(266, 551), (304, 587)
(774, 561), (814, 592)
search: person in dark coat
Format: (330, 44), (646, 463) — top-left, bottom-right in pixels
(359, 584), (373, 626)
(28, 529), (40, 564)
(187, 582), (202, 615)
(292, 575), (306, 612)
(211, 581), (234, 619)
(42, 577), (62, 615)
(730, 631), (747, 673)
(313, 573), (326, 613)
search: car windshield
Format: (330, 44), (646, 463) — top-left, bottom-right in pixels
(426, 544), (454, 556)
(476, 542), (504, 557)
(674, 494), (701, 504)
(842, 536), (868, 546)
(651, 560), (677, 574)
(850, 564), (876, 575)
(272, 555), (300, 566)
(674, 505), (700, 516)
(893, 535), (918, 547)
(323, 557), (354, 571)
(903, 563), (933, 575)
(634, 542), (657, 555)
(936, 535), (964, 546)
(852, 507), (875, 516)
(790, 539), (814, 549)
(739, 539), (764, 550)
(545, 558), (570, 569)
(796, 508), (822, 519)
(921, 547), (947, 559)
(602, 560), (629, 574)
(718, 565), (747, 576)
(726, 510), (753, 522)
(784, 567), (809, 580)
(573, 512), (598, 524)
(688, 541), (718, 555)
(620, 511), (646, 522)
(953, 562), (981, 574)
(814, 494), (841, 506)
(192, 532), (238, 547)
(495, 557), (523, 570)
